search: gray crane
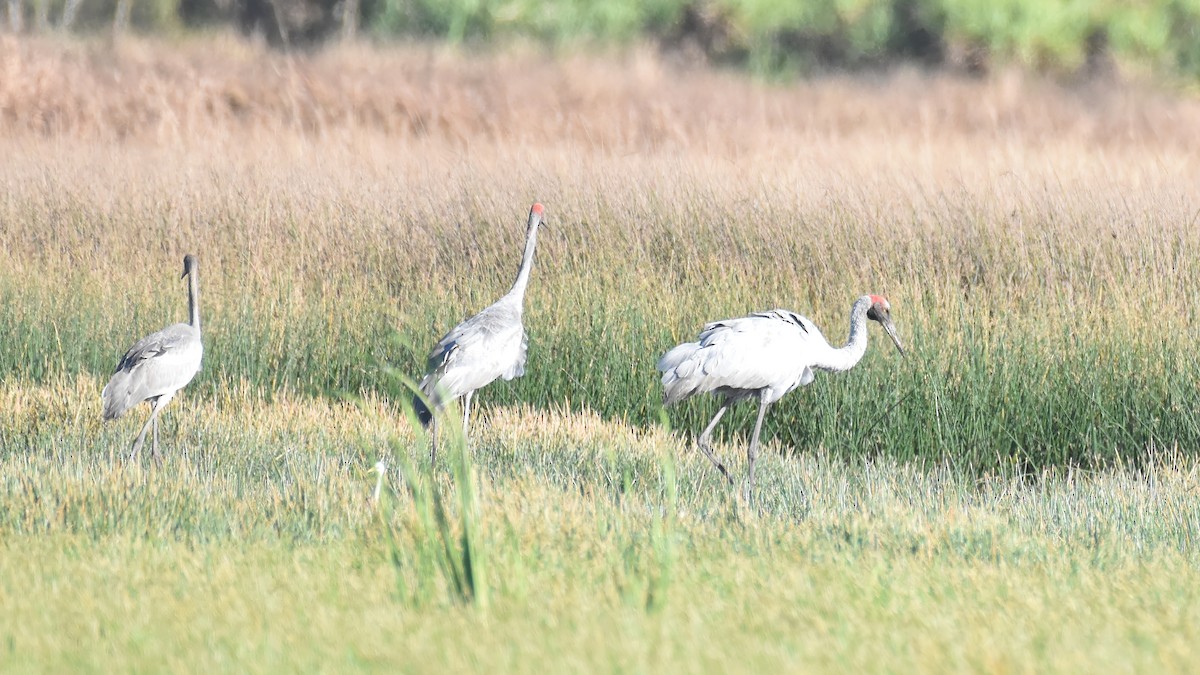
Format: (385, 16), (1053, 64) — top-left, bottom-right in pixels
(414, 203), (545, 459)
(658, 294), (905, 505)
(102, 254), (204, 466)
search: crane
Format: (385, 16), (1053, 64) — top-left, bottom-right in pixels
(658, 294), (905, 505)
(102, 254), (204, 467)
(414, 203), (545, 460)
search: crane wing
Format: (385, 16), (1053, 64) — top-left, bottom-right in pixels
(425, 301), (518, 369)
(103, 323), (203, 420)
(112, 323), (197, 374)
(420, 299), (525, 401)
(745, 310), (810, 332)
(502, 330), (529, 380)
(660, 310), (823, 405)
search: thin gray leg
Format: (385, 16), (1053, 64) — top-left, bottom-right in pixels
(430, 413), (440, 465)
(746, 391), (771, 508)
(130, 411), (154, 462)
(152, 415), (162, 468)
(129, 396), (166, 464)
(695, 401), (735, 485)
(462, 390), (474, 438)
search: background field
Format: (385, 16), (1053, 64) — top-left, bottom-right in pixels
(8, 0), (1200, 84)
(2, 36), (1200, 671)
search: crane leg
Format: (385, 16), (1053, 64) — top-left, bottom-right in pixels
(130, 415), (153, 462)
(152, 415), (162, 468)
(129, 396), (167, 464)
(745, 391), (771, 509)
(430, 414), (440, 465)
(696, 402), (735, 486)
(462, 390), (474, 438)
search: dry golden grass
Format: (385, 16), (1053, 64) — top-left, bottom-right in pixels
(3, 33), (1200, 155)
(3, 34), (1200, 459)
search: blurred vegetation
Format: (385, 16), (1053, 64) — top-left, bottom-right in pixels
(5, 0), (1200, 81)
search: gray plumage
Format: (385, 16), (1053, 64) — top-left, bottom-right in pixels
(102, 254), (204, 466)
(414, 203), (545, 455)
(658, 294), (905, 506)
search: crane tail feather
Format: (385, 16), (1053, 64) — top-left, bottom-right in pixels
(412, 393), (434, 428)
(657, 342), (705, 406)
(100, 371), (137, 421)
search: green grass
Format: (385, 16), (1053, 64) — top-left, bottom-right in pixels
(372, 0), (1200, 82)
(2, 144), (1198, 472)
(2, 381), (1199, 671)
(25, 0), (1200, 82)
(2, 61), (1200, 668)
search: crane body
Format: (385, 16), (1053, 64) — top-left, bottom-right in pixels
(102, 254), (203, 466)
(414, 203), (544, 457)
(658, 295), (905, 505)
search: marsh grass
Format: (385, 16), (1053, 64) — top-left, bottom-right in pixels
(3, 139), (1198, 470)
(378, 402), (491, 609)
(2, 379), (1200, 670)
(2, 37), (1200, 670)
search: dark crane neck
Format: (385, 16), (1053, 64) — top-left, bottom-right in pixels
(187, 267), (201, 332)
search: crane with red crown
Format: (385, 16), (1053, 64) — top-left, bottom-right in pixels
(658, 294), (905, 506)
(414, 203), (546, 460)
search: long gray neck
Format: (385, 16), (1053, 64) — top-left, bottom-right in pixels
(188, 267), (201, 333)
(506, 222), (540, 302)
(812, 295), (872, 372)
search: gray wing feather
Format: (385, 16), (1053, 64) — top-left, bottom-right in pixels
(419, 299), (524, 402)
(112, 325), (193, 373)
(102, 323), (202, 420)
(659, 310), (817, 405)
(503, 330), (528, 380)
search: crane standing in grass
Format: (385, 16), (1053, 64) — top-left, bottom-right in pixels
(414, 203), (546, 459)
(102, 254), (204, 467)
(658, 294), (905, 505)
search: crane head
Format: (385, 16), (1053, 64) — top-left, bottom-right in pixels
(528, 202), (546, 229)
(866, 295), (905, 356)
(181, 254), (198, 279)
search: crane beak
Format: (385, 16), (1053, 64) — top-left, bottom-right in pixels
(881, 317), (905, 357)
